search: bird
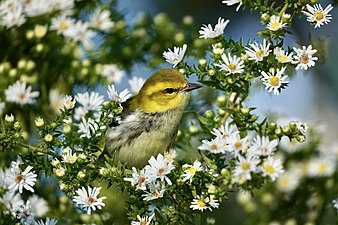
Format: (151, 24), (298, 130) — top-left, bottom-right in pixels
(105, 68), (202, 168)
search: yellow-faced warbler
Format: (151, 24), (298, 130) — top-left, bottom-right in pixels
(105, 68), (202, 167)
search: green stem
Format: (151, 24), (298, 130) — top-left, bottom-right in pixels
(20, 143), (62, 159)
(278, 2), (289, 17)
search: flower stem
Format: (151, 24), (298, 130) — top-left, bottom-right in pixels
(21, 143), (62, 159)
(279, 2), (289, 17)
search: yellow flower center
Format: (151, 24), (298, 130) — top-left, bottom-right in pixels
(241, 162), (250, 171)
(264, 165), (275, 174)
(270, 21), (281, 30)
(278, 55), (288, 62)
(300, 54), (309, 64)
(315, 11), (324, 21)
(188, 167), (196, 175)
(234, 141), (242, 149)
(318, 163), (328, 174)
(59, 21), (69, 30)
(228, 63), (237, 72)
(256, 49), (264, 58)
(197, 199), (206, 207)
(269, 76), (280, 86)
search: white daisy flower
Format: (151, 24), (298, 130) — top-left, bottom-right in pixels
(190, 195), (219, 211)
(245, 39), (271, 62)
(6, 165), (37, 193)
(306, 157), (336, 177)
(276, 168), (301, 193)
(75, 91), (104, 112)
(36, 217), (58, 225)
(12, 200), (35, 225)
(198, 137), (227, 154)
(292, 45), (318, 70)
(181, 160), (203, 182)
(162, 44), (187, 68)
(145, 153), (175, 185)
(1, 6), (26, 28)
(212, 44), (225, 55)
(233, 155), (260, 180)
(274, 47), (293, 63)
(0, 191), (24, 211)
(63, 21), (95, 48)
(131, 213), (155, 225)
(261, 67), (289, 95)
(89, 9), (115, 32)
(199, 17), (230, 39)
(61, 147), (78, 164)
(50, 14), (75, 35)
(142, 182), (166, 201)
(260, 157), (284, 181)
(77, 117), (100, 138)
(128, 76), (146, 95)
(267, 15), (286, 31)
(333, 199), (338, 213)
(5, 81), (39, 105)
(124, 167), (149, 191)
(302, 4), (333, 29)
(222, 0), (242, 11)
(62, 95), (76, 110)
(28, 195), (49, 217)
(107, 84), (131, 103)
(211, 121), (239, 140)
(73, 186), (106, 215)
(249, 135), (279, 156)
(49, 89), (64, 113)
(24, 0), (52, 17)
(225, 134), (251, 158)
(101, 64), (125, 84)
(295, 121), (308, 135)
(49, 0), (74, 12)
(214, 53), (245, 75)
(0, 101), (5, 116)
(279, 136), (305, 153)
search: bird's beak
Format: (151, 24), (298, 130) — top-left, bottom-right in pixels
(183, 83), (202, 92)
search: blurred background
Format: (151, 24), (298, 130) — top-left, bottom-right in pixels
(116, 1), (338, 224)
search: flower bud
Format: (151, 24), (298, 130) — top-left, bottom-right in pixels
(5, 114), (14, 123)
(81, 68), (88, 76)
(275, 128), (282, 135)
(174, 32), (185, 43)
(182, 16), (194, 26)
(26, 60), (35, 71)
(282, 126), (290, 133)
(282, 13), (291, 23)
(17, 59), (27, 70)
(9, 68), (17, 77)
(198, 59), (207, 67)
(63, 124), (71, 134)
(261, 13), (270, 23)
(178, 68), (185, 74)
(81, 59), (90, 67)
(14, 121), (21, 129)
(207, 184), (217, 194)
(44, 134), (53, 142)
(218, 108), (226, 116)
(189, 125), (198, 134)
(99, 167), (109, 176)
(240, 107), (250, 114)
(77, 171), (86, 179)
(34, 117), (44, 127)
(35, 44), (44, 52)
(26, 30), (34, 39)
(34, 25), (47, 38)
(204, 110), (214, 118)
(295, 135), (305, 143)
(208, 69), (215, 76)
(54, 167), (65, 177)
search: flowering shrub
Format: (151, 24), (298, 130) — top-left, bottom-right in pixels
(0, 0), (337, 225)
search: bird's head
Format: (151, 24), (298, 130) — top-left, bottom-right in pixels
(127, 68), (201, 113)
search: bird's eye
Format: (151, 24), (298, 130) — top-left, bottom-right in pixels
(165, 88), (176, 94)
